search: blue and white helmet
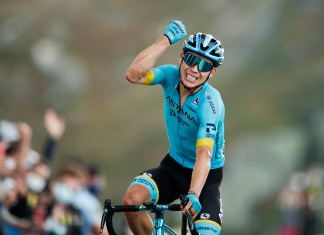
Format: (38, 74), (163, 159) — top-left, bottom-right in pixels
(183, 32), (224, 68)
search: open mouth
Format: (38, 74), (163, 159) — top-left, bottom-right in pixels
(185, 73), (199, 83)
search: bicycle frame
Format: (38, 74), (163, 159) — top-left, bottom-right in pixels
(100, 199), (198, 235)
(150, 205), (177, 235)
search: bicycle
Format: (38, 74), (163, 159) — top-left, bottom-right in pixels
(100, 197), (199, 235)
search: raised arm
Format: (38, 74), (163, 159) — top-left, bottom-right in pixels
(42, 108), (66, 164)
(125, 20), (187, 84)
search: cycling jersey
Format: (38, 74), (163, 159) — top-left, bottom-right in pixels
(144, 64), (225, 169)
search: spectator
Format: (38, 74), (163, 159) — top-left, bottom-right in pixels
(86, 164), (105, 196)
(277, 164), (324, 235)
(277, 172), (308, 235)
(0, 121), (32, 177)
(0, 121), (34, 235)
(27, 108), (66, 234)
(0, 108), (66, 235)
(0, 177), (32, 235)
(0, 109), (109, 235)
(47, 160), (108, 235)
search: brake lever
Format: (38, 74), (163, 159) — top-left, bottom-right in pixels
(180, 194), (189, 207)
(100, 199), (117, 235)
(100, 208), (107, 233)
(185, 211), (195, 231)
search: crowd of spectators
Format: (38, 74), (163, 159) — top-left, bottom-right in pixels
(0, 109), (108, 235)
(277, 163), (324, 235)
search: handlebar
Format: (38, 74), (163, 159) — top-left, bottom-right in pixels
(100, 198), (199, 235)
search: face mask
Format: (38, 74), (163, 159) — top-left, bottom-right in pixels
(0, 177), (16, 200)
(25, 149), (40, 169)
(53, 183), (74, 205)
(0, 121), (20, 143)
(5, 157), (17, 170)
(25, 172), (46, 193)
(88, 182), (103, 195)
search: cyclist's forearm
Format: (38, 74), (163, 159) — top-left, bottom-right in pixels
(189, 147), (212, 196)
(125, 35), (170, 84)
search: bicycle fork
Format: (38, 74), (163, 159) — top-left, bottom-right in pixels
(153, 211), (165, 235)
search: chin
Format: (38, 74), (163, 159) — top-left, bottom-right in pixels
(185, 80), (200, 87)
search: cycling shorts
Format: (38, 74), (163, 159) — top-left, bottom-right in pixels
(129, 153), (223, 229)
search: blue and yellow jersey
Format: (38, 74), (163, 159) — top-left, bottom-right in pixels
(143, 64), (225, 169)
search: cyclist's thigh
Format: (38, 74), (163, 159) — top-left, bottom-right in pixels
(195, 167), (223, 235)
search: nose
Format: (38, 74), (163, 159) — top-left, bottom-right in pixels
(190, 63), (199, 72)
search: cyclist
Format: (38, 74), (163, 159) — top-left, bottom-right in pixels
(123, 20), (225, 235)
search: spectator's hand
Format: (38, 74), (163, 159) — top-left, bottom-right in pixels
(44, 109), (66, 140)
(16, 122), (32, 143)
(15, 122), (32, 174)
(164, 20), (187, 45)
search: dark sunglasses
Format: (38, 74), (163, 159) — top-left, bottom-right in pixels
(183, 53), (213, 72)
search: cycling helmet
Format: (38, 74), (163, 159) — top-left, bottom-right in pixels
(183, 32), (224, 68)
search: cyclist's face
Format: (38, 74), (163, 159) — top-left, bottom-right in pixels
(179, 52), (217, 89)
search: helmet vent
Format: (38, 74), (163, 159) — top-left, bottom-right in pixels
(200, 34), (217, 51)
(187, 35), (196, 48)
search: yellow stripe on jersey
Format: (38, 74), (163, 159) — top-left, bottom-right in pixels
(196, 138), (214, 149)
(143, 69), (154, 85)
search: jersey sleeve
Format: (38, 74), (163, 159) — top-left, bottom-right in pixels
(143, 64), (179, 87)
(196, 92), (224, 150)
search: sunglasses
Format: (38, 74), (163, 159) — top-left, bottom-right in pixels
(183, 53), (213, 72)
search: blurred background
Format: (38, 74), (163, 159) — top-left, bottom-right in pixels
(1, 0), (324, 234)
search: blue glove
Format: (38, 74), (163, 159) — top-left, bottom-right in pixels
(186, 193), (202, 214)
(164, 20), (187, 45)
